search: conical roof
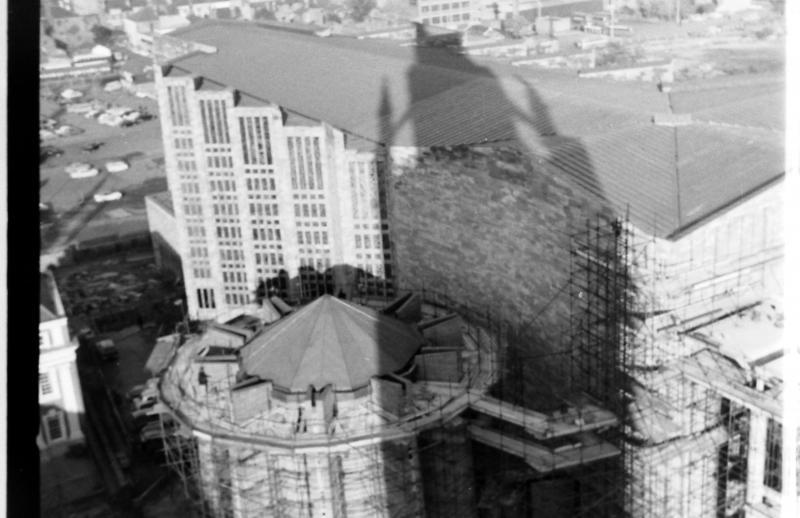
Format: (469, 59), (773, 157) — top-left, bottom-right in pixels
(240, 295), (423, 392)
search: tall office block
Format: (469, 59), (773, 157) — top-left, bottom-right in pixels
(155, 66), (393, 320)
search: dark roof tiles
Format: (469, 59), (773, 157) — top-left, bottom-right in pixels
(240, 296), (423, 391)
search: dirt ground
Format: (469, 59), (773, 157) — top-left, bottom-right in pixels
(40, 85), (168, 252)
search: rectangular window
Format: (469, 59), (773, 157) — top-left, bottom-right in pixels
(288, 138), (298, 189)
(39, 372), (53, 396)
(45, 411), (63, 441)
(313, 138), (323, 189)
(764, 418), (782, 491)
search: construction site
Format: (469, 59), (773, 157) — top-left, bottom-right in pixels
(147, 212), (788, 518)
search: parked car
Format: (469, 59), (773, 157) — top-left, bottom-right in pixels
(93, 191), (123, 202)
(95, 338), (118, 361)
(81, 141), (104, 152)
(65, 162), (99, 179)
(40, 146), (63, 162)
(105, 160), (129, 173)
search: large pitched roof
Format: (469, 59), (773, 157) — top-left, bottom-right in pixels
(163, 21), (784, 238)
(240, 295), (423, 391)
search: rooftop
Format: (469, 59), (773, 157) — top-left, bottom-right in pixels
(240, 295), (423, 392)
(40, 271), (65, 323)
(146, 191), (174, 215)
(127, 6), (159, 22)
(162, 21), (784, 238)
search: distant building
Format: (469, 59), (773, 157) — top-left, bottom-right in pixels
(123, 7), (191, 55)
(153, 25), (394, 320)
(39, 271), (85, 452)
(48, 0), (104, 16)
(417, 0), (474, 28)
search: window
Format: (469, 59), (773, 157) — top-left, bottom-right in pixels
(764, 418), (782, 491)
(43, 409), (65, 442)
(39, 372), (53, 396)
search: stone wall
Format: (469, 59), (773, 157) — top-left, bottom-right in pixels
(387, 144), (614, 355)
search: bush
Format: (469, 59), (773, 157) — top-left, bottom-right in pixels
(91, 24), (113, 45)
(346, 0), (375, 22)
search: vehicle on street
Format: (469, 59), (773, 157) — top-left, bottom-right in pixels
(82, 142), (104, 152)
(40, 146), (63, 162)
(93, 191), (123, 202)
(65, 162), (100, 179)
(105, 160), (129, 173)
(95, 338), (119, 361)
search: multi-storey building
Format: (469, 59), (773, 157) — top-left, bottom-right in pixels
(148, 20), (793, 516)
(155, 47), (393, 320)
(417, 0), (474, 28)
(39, 271), (85, 452)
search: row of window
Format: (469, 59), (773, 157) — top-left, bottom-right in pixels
(177, 159), (197, 172)
(256, 252), (284, 266)
(189, 246), (209, 258)
(166, 85), (190, 127)
(253, 227), (282, 242)
(183, 204), (203, 216)
(193, 267), (212, 279)
(420, 1), (469, 12)
(200, 99), (230, 144)
(422, 13), (470, 23)
(39, 372), (54, 397)
(217, 226), (243, 239)
(207, 155), (234, 169)
(297, 231), (329, 246)
(288, 136), (324, 191)
(222, 271), (248, 284)
(197, 288), (217, 309)
(247, 177), (275, 192)
(210, 179), (236, 192)
(355, 234), (384, 250)
(187, 225), (206, 238)
(240, 116), (273, 166)
(174, 137), (193, 150)
(213, 203), (240, 216)
(250, 203), (279, 217)
(41, 408), (65, 443)
(294, 203), (327, 219)
(225, 292), (249, 305)
(300, 256), (332, 271)
(220, 248), (245, 262)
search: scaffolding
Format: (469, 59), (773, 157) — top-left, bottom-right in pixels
(156, 212), (786, 518)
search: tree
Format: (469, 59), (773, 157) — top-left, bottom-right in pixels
(254, 7), (276, 20)
(345, 0), (375, 22)
(91, 24), (113, 45)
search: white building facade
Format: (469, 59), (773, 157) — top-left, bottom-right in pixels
(155, 68), (393, 320)
(39, 272), (85, 452)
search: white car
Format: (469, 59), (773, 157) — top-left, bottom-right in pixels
(65, 162), (100, 179)
(105, 160), (129, 173)
(93, 191), (123, 202)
